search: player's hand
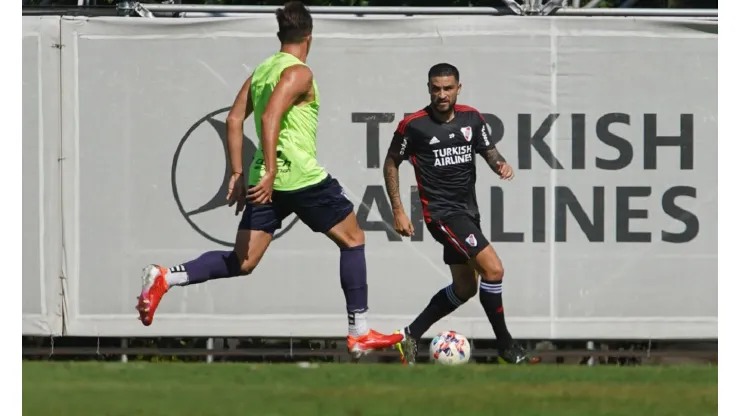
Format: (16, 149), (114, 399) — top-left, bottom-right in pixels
(393, 210), (414, 237)
(247, 172), (276, 206)
(495, 161), (515, 180)
(226, 172), (247, 215)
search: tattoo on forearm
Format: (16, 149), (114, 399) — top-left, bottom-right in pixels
(481, 148), (506, 171)
(383, 157), (404, 211)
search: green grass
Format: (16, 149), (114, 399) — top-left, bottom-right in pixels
(22, 361), (717, 416)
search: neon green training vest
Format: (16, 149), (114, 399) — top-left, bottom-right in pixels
(248, 52), (327, 191)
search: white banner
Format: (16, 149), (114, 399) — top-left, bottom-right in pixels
(22, 15), (717, 339)
(22, 17), (65, 336)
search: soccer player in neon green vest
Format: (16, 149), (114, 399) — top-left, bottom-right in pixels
(136, 1), (402, 358)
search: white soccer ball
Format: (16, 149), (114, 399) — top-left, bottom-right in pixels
(429, 331), (471, 365)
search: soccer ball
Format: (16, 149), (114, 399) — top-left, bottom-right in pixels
(429, 331), (471, 365)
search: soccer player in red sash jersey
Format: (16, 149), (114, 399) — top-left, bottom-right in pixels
(383, 63), (540, 365)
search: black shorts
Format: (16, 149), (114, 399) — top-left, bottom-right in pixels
(427, 215), (490, 265)
(239, 175), (354, 235)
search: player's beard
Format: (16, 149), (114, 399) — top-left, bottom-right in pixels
(433, 97), (455, 117)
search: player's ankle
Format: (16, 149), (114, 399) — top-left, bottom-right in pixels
(403, 327), (418, 341)
(347, 309), (368, 337)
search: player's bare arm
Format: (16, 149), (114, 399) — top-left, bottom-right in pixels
(481, 147), (514, 180)
(226, 75), (254, 174)
(383, 133), (406, 213)
(480, 147), (505, 169)
(472, 115), (514, 180)
(383, 132), (414, 236)
(225, 75), (254, 213)
(482, 148), (515, 180)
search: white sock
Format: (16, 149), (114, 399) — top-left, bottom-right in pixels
(165, 265), (189, 287)
(348, 310), (369, 337)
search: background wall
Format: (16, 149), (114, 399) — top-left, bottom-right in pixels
(22, 15), (717, 339)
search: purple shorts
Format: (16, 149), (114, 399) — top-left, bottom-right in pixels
(239, 175), (354, 234)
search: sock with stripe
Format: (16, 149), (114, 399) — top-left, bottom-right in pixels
(165, 251), (242, 287)
(165, 264), (189, 287)
(407, 285), (467, 340)
(479, 280), (513, 349)
(340, 245), (369, 337)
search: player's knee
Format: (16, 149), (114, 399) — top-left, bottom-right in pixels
(329, 217), (366, 248)
(239, 259), (258, 275)
(344, 227), (365, 248)
(453, 281), (478, 301)
(479, 262), (504, 282)
(234, 252), (259, 276)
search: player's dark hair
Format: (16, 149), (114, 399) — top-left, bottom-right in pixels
(276, 1), (313, 44)
(428, 63), (460, 82)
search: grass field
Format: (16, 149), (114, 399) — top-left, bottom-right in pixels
(23, 361), (717, 416)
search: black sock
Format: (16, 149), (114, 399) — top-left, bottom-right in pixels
(407, 285), (464, 340)
(479, 280), (513, 349)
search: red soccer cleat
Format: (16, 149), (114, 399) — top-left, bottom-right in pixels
(347, 329), (404, 360)
(135, 265), (169, 326)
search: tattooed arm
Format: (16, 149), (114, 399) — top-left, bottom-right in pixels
(383, 131), (415, 236)
(474, 118), (514, 180)
(383, 131), (408, 213)
(480, 147), (507, 173)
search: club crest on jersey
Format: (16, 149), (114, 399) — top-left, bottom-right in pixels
(465, 233), (478, 247)
(461, 126), (473, 142)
